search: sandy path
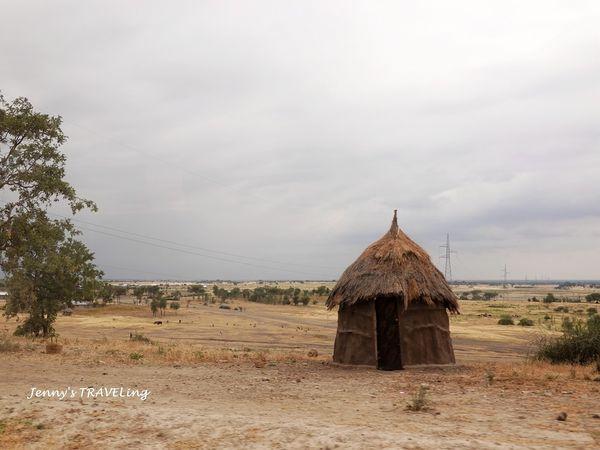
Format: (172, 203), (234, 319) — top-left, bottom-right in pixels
(1, 355), (598, 449)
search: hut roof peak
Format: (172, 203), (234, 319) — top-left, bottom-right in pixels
(389, 209), (399, 236)
(326, 211), (459, 312)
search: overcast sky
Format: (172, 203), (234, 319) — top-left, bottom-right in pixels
(2, 1), (599, 280)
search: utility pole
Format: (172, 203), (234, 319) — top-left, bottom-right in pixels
(440, 233), (456, 281)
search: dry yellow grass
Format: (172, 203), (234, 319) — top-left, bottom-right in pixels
(1, 284), (599, 448)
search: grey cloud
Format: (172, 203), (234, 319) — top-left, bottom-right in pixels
(2, 1), (600, 280)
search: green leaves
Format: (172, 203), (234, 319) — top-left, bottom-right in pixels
(1, 94), (101, 336)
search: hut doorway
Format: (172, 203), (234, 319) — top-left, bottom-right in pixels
(375, 298), (402, 370)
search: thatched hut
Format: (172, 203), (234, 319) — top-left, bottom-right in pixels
(327, 211), (459, 370)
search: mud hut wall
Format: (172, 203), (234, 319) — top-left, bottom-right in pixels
(333, 301), (377, 366)
(398, 302), (455, 366)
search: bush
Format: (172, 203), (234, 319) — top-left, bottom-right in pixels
(587, 308), (598, 316)
(543, 294), (557, 303)
(130, 333), (151, 344)
(518, 318), (534, 326)
(129, 352), (144, 360)
(554, 306), (569, 313)
(562, 317), (575, 332)
(585, 293), (600, 303)
(536, 315), (600, 364)
(497, 315), (514, 325)
(406, 384), (429, 411)
(0, 335), (20, 353)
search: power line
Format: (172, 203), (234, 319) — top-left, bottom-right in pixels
(67, 121), (272, 205)
(98, 263), (192, 280)
(49, 212), (336, 270)
(75, 224), (327, 278)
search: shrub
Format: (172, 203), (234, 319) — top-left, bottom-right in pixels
(497, 315), (514, 325)
(562, 317), (575, 332)
(406, 384), (429, 411)
(554, 306), (569, 313)
(585, 293), (600, 303)
(518, 318), (534, 326)
(483, 292), (499, 300)
(543, 294), (557, 303)
(587, 308), (598, 316)
(536, 315), (600, 364)
(130, 333), (151, 344)
(130, 352), (144, 360)
(0, 335), (20, 353)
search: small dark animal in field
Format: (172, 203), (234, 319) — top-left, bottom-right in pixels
(178, 319), (181, 323)
(154, 321), (163, 325)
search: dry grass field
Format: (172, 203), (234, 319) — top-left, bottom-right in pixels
(1, 284), (599, 449)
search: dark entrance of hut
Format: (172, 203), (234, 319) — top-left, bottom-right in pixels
(375, 297), (402, 370)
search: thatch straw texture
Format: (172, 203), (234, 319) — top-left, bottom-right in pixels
(326, 211), (459, 313)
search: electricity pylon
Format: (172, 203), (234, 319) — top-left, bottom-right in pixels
(439, 233), (456, 281)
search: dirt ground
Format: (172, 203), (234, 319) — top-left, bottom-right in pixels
(1, 294), (600, 449)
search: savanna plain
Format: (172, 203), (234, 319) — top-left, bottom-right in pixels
(1, 282), (599, 449)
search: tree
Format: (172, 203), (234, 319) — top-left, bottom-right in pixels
(169, 301), (180, 314)
(189, 284), (205, 299)
(113, 285), (128, 303)
(0, 95), (95, 247)
(133, 286), (145, 305)
(585, 293), (600, 303)
(1, 95), (100, 336)
(150, 299), (159, 317)
(3, 213), (101, 336)
(313, 285), (330, 296)
(158, 295), (167, 316)
(543, 293), (557, 304)
(99, 282), (115, 304)
(301, 290), (311, 306)
(483, 292), (498, 301)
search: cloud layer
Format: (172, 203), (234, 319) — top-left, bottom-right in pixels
(2, 1), (600, 279)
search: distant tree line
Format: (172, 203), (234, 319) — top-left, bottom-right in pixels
(459, 290), (499, 301)
(527, 293), (600, 304)
(210, 285), (331, 306)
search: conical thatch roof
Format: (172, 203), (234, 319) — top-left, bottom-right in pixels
(326, 211), (459, 313)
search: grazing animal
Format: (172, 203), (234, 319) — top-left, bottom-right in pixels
(154, 321), (163, 325)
